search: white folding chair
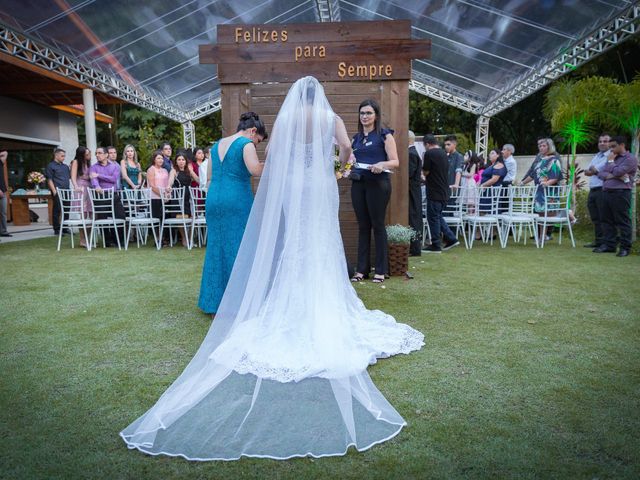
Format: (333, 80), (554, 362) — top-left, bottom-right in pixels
(88, 188), (126, 250)
(189, 186), (207, 248)
(535, 185), (575, 248)
(123, 188), (160, 250)
(463, 186), (504, 248)
(497, 185), (538, 247)
(421, 192), (433, 247)
(56, 188), (92, 251)
(442, 187), (469, 249)
(160, 187), (192, 249)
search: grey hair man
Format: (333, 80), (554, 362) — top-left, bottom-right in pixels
(501, 144), (517, 187)
(583, 133), (611, 248)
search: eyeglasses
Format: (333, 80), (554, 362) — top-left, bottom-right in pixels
(359, 111), (374, 116)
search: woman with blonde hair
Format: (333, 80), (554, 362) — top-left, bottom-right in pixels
(521, 137), (564, 240)
(120, 144), (142, 189)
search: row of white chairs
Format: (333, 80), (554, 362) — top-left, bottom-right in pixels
(56, 186), (207, 251)
(422, 185), (575, 249)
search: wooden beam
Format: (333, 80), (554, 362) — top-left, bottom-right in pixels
(51, 104), (113, 124)
(0, 51), (87, 90)
(218, 60), (412, 84)
(217, 20), (411, 44)
(199, 39), (430, 65)
(0, 81), (80, 94)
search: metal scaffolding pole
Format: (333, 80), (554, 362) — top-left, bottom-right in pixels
(475, 115), (490, 160)
(182, 121), (195, 149)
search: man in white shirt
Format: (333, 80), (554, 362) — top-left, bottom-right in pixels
(583, 133), (611, 248)
(199, 148), (210, 191)
(501, 144), (517, 187)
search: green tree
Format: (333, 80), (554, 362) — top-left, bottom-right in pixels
(543, 77), (619, 209)
(610, 75), (640, 238)
(409, 92), (476, 137)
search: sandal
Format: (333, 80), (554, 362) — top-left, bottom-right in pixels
(350, 273), (366, 282)
(372, 275), (385, 284)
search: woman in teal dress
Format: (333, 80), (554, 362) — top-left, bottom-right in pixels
(120, 144), (142, 189)
(198, 112), (268, 314)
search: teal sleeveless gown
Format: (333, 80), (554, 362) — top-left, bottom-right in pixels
(198, 137), (253, 313)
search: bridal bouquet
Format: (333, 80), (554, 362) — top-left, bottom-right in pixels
(334, 154), (354, 179)
(27, 171), (46, 187)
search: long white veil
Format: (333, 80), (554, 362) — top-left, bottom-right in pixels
(120, 76), (424, 460)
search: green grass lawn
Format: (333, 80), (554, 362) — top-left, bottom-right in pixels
(1, 231), (639, 479)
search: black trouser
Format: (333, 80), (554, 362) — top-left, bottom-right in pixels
(95, 193), (126, 244)
(408, 183), (423, 255)
(351, 176), (391, 276)
(499, 181), (512, 213)
(52, 193), (62, 233)
(601, 189), (632, 250)
(587, 187), (604, 245)
(427, 199), (457, 249)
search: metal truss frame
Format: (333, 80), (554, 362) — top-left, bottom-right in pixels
(475, 115), (490, 159)
(182, 121), (196, 149)
(314, 0), (341, 22)
(481, 3), (640, 117)
(0, 21), (189, 123)
(409, 78), (484, 115)
(188, 96), (222, 121)
(3, 4), (637, 128)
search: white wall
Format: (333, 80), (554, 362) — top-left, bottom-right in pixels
(58, 112), (78, 164)
(0, 96), (61, 146)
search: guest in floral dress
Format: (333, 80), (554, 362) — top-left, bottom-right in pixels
(521, 138), (563, 240)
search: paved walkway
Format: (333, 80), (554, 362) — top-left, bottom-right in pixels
(1, 204), (54, 244)
(1, 223), (53, 243)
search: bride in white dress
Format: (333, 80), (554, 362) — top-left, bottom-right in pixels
(120, 76), (424, 461)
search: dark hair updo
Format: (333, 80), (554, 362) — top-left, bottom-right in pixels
(237, 112), (268, 140)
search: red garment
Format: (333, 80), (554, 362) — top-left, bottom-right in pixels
(191, 161), (200, 188)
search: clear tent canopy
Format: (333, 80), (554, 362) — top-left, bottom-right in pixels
(0, 0), (638, 127)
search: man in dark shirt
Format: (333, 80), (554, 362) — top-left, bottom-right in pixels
(45, 148), (70, 235)
(408, 131), (423, 256)
(161, 142), (173, 173)
(107, 145), (118, 164)
(422, 135), (460, 253)
(0, 149), (10, 237)
(444, 135), (464, 191)
(593, 135), (638, 257)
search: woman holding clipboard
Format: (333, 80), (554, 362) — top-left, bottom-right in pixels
(349, 99), (399, 284)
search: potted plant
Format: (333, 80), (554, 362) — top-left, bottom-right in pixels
(385, 224), (416, 276)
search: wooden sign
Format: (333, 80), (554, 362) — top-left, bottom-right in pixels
(199, 21), (430, 83)
(199, 20), (431, 263)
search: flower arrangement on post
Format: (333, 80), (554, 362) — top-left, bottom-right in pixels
(385, 224), (416, 277)
(27, 171), (46, 192)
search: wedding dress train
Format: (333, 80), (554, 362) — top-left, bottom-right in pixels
(120, 76), (424, 460)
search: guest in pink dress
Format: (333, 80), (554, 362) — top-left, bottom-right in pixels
(147, 151), (171, 243)
(70, 146), (92, 247)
